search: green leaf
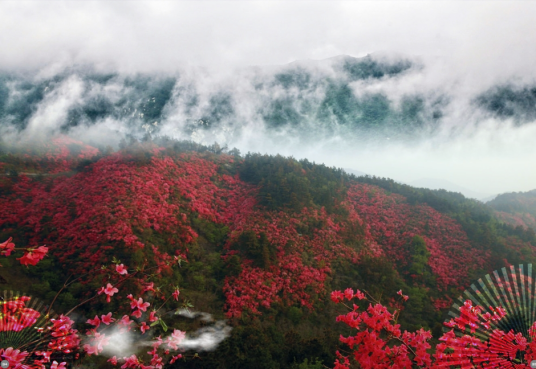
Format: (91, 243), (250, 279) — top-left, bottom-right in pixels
(160, 319), (168, 332)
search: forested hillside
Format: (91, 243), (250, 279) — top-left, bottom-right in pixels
(487, 189), (536, 231)
(1, 136), (535, 368)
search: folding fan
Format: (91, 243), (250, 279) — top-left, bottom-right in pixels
(445, 264), (536, 340)
(0, 290), (57, 353)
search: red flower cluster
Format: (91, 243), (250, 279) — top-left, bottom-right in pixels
(83, 283), (187, 368)
(345, 184), (488, 291)
(332, 288), (536, 368)
(17, 246), (48, 266)
(0, 234), (187, 368)
(332, 288), (433, 369)
(0, 237), (48, 267)
(222, 206), (363, 317)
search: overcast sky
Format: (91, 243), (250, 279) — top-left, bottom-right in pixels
(2, 1), (536, 197)
(2, 1), (536, 78)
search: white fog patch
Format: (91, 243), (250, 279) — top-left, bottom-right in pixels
(23, 76), (85, 141)
(177, 320), (233, 352)
(305, 118), (536, 196)
(101, 328), (136, 358)
(67, 118), (130, 149)
(79, 310), (232, 362)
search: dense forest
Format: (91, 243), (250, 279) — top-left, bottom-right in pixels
(1, 136), (536, 368)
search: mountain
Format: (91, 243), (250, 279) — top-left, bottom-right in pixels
(487, 189), (536, 231)
(0, 53), (447, 147)
(0, 137), (535, 368)
(2, 55), (536, 151)
(481, 194), (498, 202)
(409, 177), (494, 201)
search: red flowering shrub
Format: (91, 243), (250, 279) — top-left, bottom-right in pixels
(345, 184), (489, 291)
(333, 288), (536, 368)
(0, 238), (188, 369)
(331, 288), (433, 369)
(494, 210), (536, 231)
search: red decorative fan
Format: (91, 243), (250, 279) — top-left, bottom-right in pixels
(445, 264), (536, 338)
(0, 290), (55, 351)
(0, 290), (79, 368)
(440, 264), (536, 367)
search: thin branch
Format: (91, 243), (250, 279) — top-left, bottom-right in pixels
(392, 335), (418, 359)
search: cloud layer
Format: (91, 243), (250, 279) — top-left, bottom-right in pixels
(1, 2), (536, 197)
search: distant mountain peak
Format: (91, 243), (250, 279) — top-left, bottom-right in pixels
(409, 177), (493, 201)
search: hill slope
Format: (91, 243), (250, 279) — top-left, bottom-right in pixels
(1, 136), (535, 368)
(487, 189), (536, 231)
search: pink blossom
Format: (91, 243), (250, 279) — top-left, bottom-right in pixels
(100, 283), (119, 303)
(0, 237), (15, 257)
(140, 322), (150, 334)
(120, 315), (133, 326)
(131, 297), (150, 312)
(121, 354), (139, 369)
(167, 329), (186, 350)
(17, 246), (48, 266)
(170, 354), (183, 364)
(143, 282), (155, 293)
(116, 264), (128, 275)
(101, 312), (115, 325)
(50, 361), (67, 369)
(86, 315), (101, 328)
(0, 347), (29, 365)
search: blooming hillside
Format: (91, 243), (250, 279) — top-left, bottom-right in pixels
(0, 136), (535, 368)
(487, 190), (536, 232)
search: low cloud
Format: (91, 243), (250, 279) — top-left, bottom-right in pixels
(1, 2), (536, 195)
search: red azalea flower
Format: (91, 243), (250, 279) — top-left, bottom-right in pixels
(131, 297), (150, 312)
(142, 282), (155, 293)
(0, 347), (29, 365)
(50, 360), (67, 369)
(87, 316), (101, 328)
(101, 312), (115, 325)
(116, 264), (128, 275)
(167, 329), (186, 350)
(122, 354), (140, 368)
(140, 322), (150, 334)
(120, 315), (133, 326)
(100, 283), (119, 303)
(17, 246), (48, 266)
(0, 237), (15, 257)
